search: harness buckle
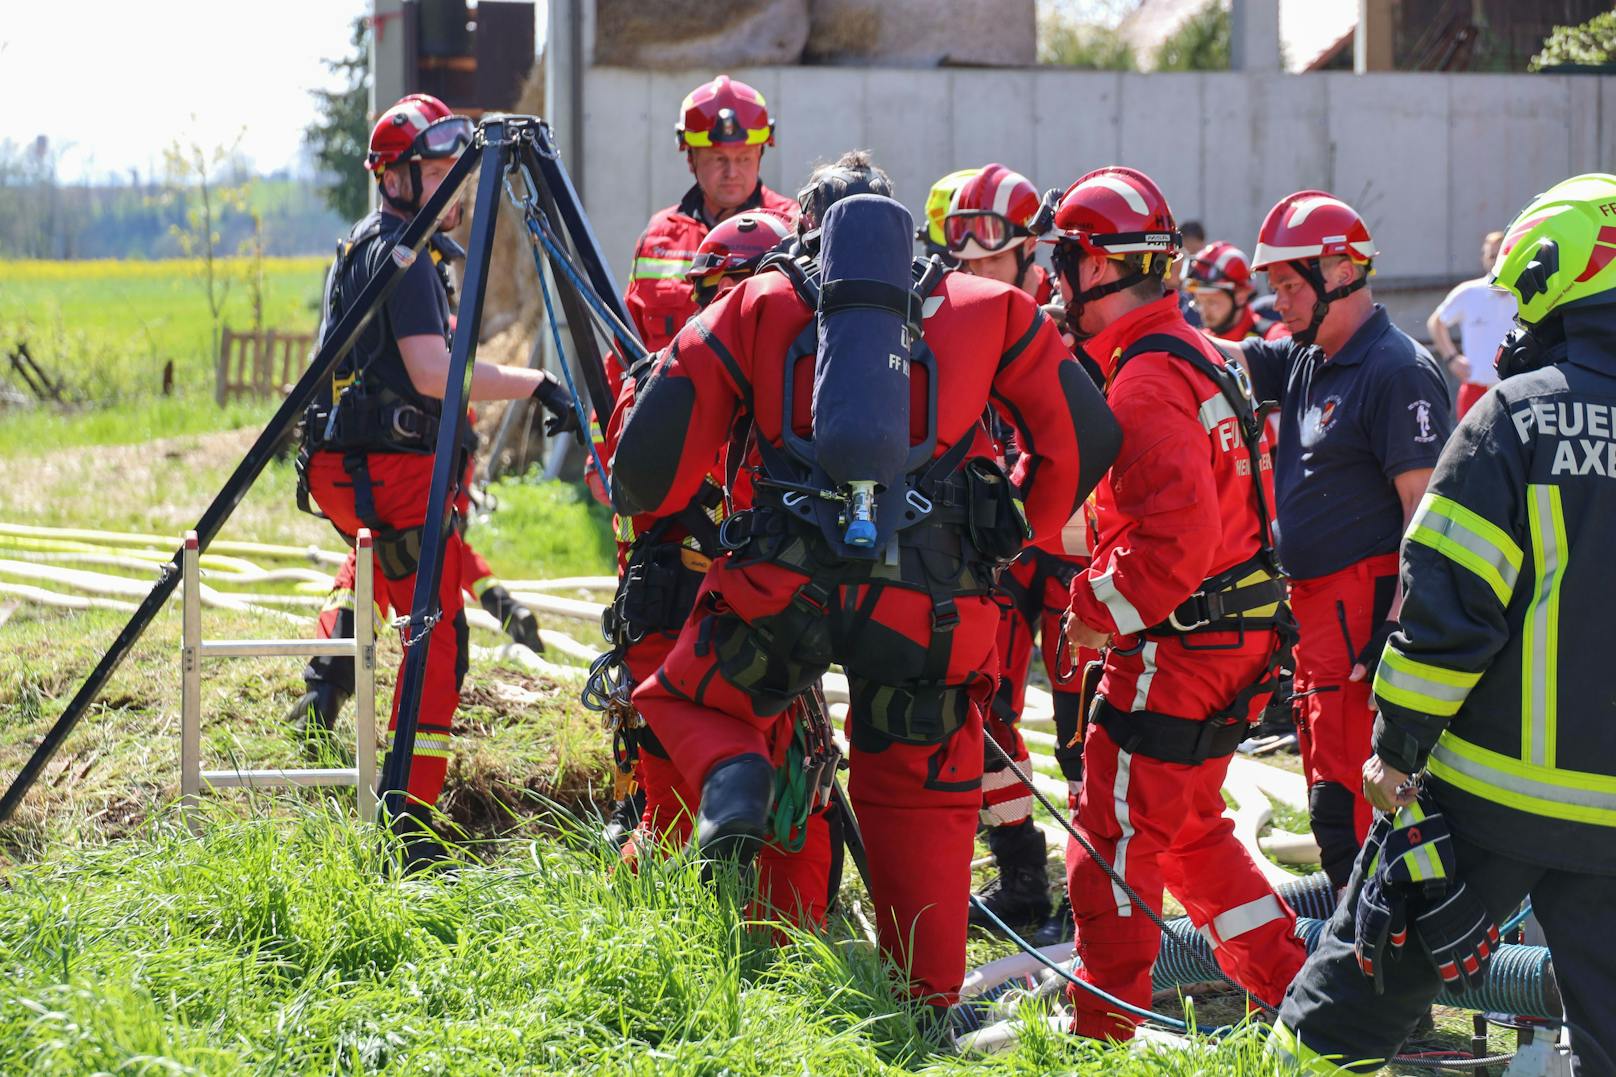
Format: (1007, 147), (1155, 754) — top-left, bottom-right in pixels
(718, 512), (752, 551)
(391, 405), (426, 441)
(1168, 593), (1212, 633)
(905, 488), (933, 516)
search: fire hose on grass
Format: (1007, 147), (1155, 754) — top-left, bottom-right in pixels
(958, 734), (1561, 1068)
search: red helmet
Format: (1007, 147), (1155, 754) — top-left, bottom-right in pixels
(685, 212), (792, 305)
(676, 75), (775, 152)
(1049, 166), (1180, 272)
(1251, 190), (1377, 271)
(1185, 241), (1255, 292)
(1252, 190), (1377, 344)
(366, 93), (473, 174)
(943, 163), (1041, 260)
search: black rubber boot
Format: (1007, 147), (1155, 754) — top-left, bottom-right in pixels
(480, 584), (544, 653)
(1031, 892), (1074, 947)
(286, 680), (350, 741)
(388, 801), (452, 878)
(969, 818), (1052, 933)
(691, 753), (773, 877)
(603, 787), (646, 847)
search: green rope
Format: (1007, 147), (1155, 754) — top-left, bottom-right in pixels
(767, 728), (813, 853)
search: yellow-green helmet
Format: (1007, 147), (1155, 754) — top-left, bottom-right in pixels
(921, 168), (981, 248)
(1492, 172), (1616, 324)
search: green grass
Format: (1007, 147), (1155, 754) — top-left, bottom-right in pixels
(1, 257), (327, 400)
(471, 477), (617, 583)
(0, 807), (1281, 1075)
(0, 257), (326, 452)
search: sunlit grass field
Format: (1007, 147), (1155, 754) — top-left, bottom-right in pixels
(0, 257), (326, 453)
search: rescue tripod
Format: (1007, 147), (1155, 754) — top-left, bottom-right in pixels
(0, 117), (627, 834)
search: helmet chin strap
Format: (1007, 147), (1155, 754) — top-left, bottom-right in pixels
(1291, 257), (1368, 348)
(1203, 294), (1242, 336)
(379, 160), (426, 218)
(1014, 243), (1038, 291)
(1061, 266), (1150, 344)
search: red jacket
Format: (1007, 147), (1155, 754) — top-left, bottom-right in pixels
(1071, 295), (1276, 639)
(625, 182), (800, 353)
(612, 267), (1116, 549)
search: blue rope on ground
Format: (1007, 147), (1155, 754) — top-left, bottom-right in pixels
(965, 894), (1227, 1038)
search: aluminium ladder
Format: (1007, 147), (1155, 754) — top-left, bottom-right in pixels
(180, 528), (378, 822)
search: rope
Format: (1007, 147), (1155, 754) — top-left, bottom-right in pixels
(768, 730), (813, 854)
(982, 733), (1267, 1007)
(966, 894), (1221, 1037)
(524, 210), (651, 369)
(528, 209), (612, 486)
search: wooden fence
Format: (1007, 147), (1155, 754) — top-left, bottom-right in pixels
(215, 327), (314, 405)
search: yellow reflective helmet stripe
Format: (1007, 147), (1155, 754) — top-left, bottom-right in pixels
(1522, 483), (1568, 768)
(1405, 491), (1522, 605)
(1374, 645), (1482, 717)
(680, 127), (771, 148)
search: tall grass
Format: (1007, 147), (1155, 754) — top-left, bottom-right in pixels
(0, 807), (1277, 1074)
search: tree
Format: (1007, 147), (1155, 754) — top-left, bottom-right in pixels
(305, 15), (372, 220)
(1038, 8), (1136, 69)
(1530, 10), (1616, 72)
(162, 132), (253, 360)
(1153, 0), (1229, 71)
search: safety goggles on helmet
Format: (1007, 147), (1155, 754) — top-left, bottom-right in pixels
(686, 247), (757, 280)
(943, 211), (1023, 256)
(410, 116), (474, 161)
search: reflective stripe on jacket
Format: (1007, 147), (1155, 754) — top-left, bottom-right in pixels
(1372, 344), (1616, 871)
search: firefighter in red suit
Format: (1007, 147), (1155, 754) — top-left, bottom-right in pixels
(942, 163), (1089, 934)
(623, 75), (800, 354)
(296, 94), (578, 868)
(1184, 241), (1287, 343)
(1051, 167), (1309, 1041)
(610, 153), (1120, 1010)
(601, 210), (836, 925)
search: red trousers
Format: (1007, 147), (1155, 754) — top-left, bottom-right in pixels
(1289, 552), (1399, 885)
(632, 555), (1000, 1005)
(316, 530), (495, 638)
(614, 610), (837, 928)
(1067, 722), (1307, 1040)
(1456, 381), (1490, 419)
(306, 450), (466, 810)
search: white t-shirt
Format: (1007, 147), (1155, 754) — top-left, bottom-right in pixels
(1433, 277), (1517, 385)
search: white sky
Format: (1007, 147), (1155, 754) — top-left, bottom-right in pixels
(1, 0), (372, 182)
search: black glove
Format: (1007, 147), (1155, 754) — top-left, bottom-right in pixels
(1354, 618), (1399, 679)
(1353, 815), (1409, 993)
(480, 584), (544, 654)
(532, 373), (583, 442)
(1354, 793), (1456, 993)
(1415, 881), (1500, 993)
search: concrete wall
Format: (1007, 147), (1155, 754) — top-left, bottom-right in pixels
(579, 67), (1616, 334)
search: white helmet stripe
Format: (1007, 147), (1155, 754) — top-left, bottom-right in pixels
(1285, 195), (1350, 229)
(1082, 173), (1149, 215)
(396, 102), (433, 133)
(992, 176), (1015, 217)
